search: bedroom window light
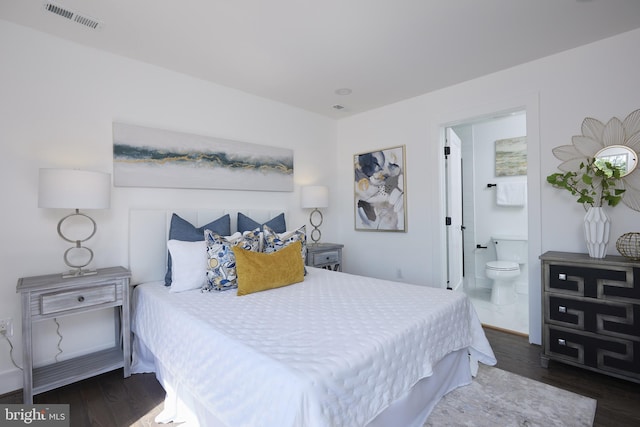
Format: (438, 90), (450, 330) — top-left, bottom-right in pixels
(301, 185), (329, 245)
(38, 168), (111, 278)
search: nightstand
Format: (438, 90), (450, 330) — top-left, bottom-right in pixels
(16, 266), (132, 403)
(306, 243), (344, 271)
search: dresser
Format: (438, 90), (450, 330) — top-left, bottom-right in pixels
(16, 266), (132, 403)
(540, 251), (640, 383)
(306, 243), (344, 271)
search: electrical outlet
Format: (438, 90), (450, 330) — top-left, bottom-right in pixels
(0, 318), (13, 337)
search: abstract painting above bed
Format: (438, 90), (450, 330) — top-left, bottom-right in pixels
(113, 122), (294, 191)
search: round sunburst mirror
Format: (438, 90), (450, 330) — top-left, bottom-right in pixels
(551, 109), (640, 211)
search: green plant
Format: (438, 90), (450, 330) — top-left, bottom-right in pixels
(546, 157), (626, 208)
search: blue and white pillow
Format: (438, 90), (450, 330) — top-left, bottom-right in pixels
(203, 228), (261, 292)
(262, 224), (307, 273)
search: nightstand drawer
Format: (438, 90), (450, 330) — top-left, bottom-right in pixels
(311, 250), (340, 266)
(41, 284), (117, 315)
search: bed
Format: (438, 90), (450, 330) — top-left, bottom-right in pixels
(128, 209), (496, 427)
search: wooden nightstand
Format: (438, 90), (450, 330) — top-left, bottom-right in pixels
(306, 243), (344, 271)
(16, 266), (132, 403)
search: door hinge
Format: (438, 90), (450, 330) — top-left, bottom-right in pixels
(445, 216), (452, 226)
(444, 146), (451, 158)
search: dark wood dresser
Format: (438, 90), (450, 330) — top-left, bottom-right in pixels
(540, 251), (640, 383)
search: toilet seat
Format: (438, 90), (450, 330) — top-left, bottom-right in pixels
(486, 261), (519, 271)
(485, 261), (520, 305)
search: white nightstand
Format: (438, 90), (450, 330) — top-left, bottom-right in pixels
(16, 266), (131, 403)
(306, 243), (344, 271)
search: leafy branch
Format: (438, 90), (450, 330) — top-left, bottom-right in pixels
(546, 158), (626, 208)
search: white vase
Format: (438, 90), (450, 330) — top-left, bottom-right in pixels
(583, 207), (610, 258)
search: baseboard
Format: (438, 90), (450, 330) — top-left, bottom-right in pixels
(482, 323), (529, 338)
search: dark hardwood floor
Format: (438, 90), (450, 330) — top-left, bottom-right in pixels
(2, 328), (639, 426)
(484, 327), (640, 427)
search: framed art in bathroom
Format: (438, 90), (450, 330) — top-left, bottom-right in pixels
(495, 136), (527, 176)
(354, 145), (407, 232)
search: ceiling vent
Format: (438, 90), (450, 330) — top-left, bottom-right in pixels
(43, 2), (102, 30)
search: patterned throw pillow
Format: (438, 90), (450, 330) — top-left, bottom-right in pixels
(262, 224), (307, 272)
(203, 228), (261, 292)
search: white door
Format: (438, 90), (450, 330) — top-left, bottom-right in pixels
(445, 128), (464, 291)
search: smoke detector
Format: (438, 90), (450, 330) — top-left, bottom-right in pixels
(43, 2), (102, 30)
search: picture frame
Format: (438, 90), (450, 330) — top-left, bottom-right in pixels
(495, 136), (527, 177)
(354, 145), (407, 232)
(112, 122), (294, 191)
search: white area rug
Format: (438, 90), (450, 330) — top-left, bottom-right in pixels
(425, 364), (597, 427)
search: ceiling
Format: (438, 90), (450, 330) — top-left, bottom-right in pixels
(2, 0), (640, 119)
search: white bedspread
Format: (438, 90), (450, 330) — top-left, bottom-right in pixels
(132, 267), (495, 427)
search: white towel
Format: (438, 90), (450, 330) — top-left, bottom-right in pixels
(496, 182), (526, 206)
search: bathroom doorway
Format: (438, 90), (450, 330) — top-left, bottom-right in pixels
(445, 111), (529, 335)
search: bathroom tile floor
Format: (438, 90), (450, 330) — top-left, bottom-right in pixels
(465, 287), (529, 335)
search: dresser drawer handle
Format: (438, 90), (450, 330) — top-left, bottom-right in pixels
(558, 338), (566, 346)
(558, 273), (567, 281)
(77, 296), (85, 302)
(558, 306), (567, 313)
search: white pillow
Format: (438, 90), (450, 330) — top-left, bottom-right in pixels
(167, 239), (207, 293)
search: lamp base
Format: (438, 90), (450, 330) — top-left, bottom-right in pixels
(62, 268), (98, 279)
(309, 208), (323, 244)
(58, 209), (97, 278)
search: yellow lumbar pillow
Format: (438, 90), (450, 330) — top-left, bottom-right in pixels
(233, 240), (305, 296)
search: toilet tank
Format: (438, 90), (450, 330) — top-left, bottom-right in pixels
(491, 235), (528, 263)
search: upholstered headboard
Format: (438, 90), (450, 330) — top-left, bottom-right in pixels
(128, 209), (286, 285)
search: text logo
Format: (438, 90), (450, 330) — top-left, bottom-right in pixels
(1, 405), (69, 426)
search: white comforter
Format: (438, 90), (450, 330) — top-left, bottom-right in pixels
(132, 267), (495, 427)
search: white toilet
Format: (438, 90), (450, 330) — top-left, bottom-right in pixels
(485, 235), (527, 305)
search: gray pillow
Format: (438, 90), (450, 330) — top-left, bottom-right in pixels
(165, 213), (231, 286)
(237, 212), (286, 233)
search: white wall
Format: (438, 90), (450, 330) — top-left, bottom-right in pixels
(0, 20), (337, 393)
(337, 28), (640, 345)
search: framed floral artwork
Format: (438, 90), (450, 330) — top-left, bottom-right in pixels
(354, 145), (407, 231)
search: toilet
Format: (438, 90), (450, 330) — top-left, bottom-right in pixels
(485, 235), (527, 305)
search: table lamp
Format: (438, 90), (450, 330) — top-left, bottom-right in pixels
(301, 185), (328, 244)
(38, 168), (111, 277)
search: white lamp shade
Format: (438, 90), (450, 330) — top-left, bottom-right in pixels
(301, 185), (329, 208)
(38, 169), (111, 209)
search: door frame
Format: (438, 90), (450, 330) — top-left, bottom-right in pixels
(445, 128), (464, 291)
(434, 92), (542, 344)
